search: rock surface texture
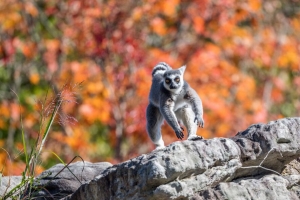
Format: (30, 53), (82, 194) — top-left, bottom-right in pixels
(0, 176), (23, 199)
(67, 117), (300, 200)
(26, 161), (112, 199)
(2, 117), (300, 199)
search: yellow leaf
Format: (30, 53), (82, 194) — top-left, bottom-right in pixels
(45, 39), (60, 52)
(29, 73), (40, 85)
(132, 7), (142, 21)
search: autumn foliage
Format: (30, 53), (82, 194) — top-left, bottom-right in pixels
(1, 0), (300, 175)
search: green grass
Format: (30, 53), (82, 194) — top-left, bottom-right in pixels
(1, 84), (81, 199)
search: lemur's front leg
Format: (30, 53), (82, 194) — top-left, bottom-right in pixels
(184, 89), (204, 128)
(160, 98), (184, 140)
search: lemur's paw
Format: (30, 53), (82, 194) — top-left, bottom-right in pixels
(175, 128), (184, 140)
(194, 116), (204, 128)
(188, 135), (203, 141)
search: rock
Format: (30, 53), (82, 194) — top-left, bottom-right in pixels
(193, 174), (300, 200)
(28, 161), (112, 199)
(0, 176), (22, 199)
(231, 118), (300, 179)
(282, 158), (300, 176)
(192, 117), (300, 199)
(10, 117), (299, 200)
(64, 117), (300, 200)
(67, 138), (241, 200)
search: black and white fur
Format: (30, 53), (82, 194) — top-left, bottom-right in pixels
(146, 62), (204, 149)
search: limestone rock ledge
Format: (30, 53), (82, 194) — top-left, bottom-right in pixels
(69, 138), (241, 200)
(68, 117), (300, 200)
(2, 117), (300, 200)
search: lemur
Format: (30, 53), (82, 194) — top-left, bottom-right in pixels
(146, 62), (204, 149)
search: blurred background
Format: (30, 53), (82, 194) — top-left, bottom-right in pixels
(1, 0), (300, 175)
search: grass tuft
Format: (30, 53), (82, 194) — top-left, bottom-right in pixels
(1, 83), (82, 199)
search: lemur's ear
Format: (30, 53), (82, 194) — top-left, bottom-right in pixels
(178, 65), (186, 74)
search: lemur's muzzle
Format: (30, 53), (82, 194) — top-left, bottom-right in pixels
(170, 84), (177, 89)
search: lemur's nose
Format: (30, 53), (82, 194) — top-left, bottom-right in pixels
(170, 83), (177, 89)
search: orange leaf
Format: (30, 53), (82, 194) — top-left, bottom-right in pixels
(193, 16), (204, 34)
(151, 17), (167, 36)
(29, 73), (40, 84)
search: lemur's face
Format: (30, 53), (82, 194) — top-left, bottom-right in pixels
(163, 66), (186, 93)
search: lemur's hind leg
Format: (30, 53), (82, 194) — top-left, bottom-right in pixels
(146, 103), (165, 149)
(176, 105), (203, 140)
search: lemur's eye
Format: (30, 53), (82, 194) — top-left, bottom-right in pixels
(175, 77), (180, 83)
(165, 79), (171, 84)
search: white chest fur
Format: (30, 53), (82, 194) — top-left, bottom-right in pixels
(173, 93), (189, 111)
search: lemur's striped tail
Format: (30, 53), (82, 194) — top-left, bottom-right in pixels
(152, 62), (172, 77)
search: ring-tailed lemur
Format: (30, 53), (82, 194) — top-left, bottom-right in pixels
(146, 62), (204, 149)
